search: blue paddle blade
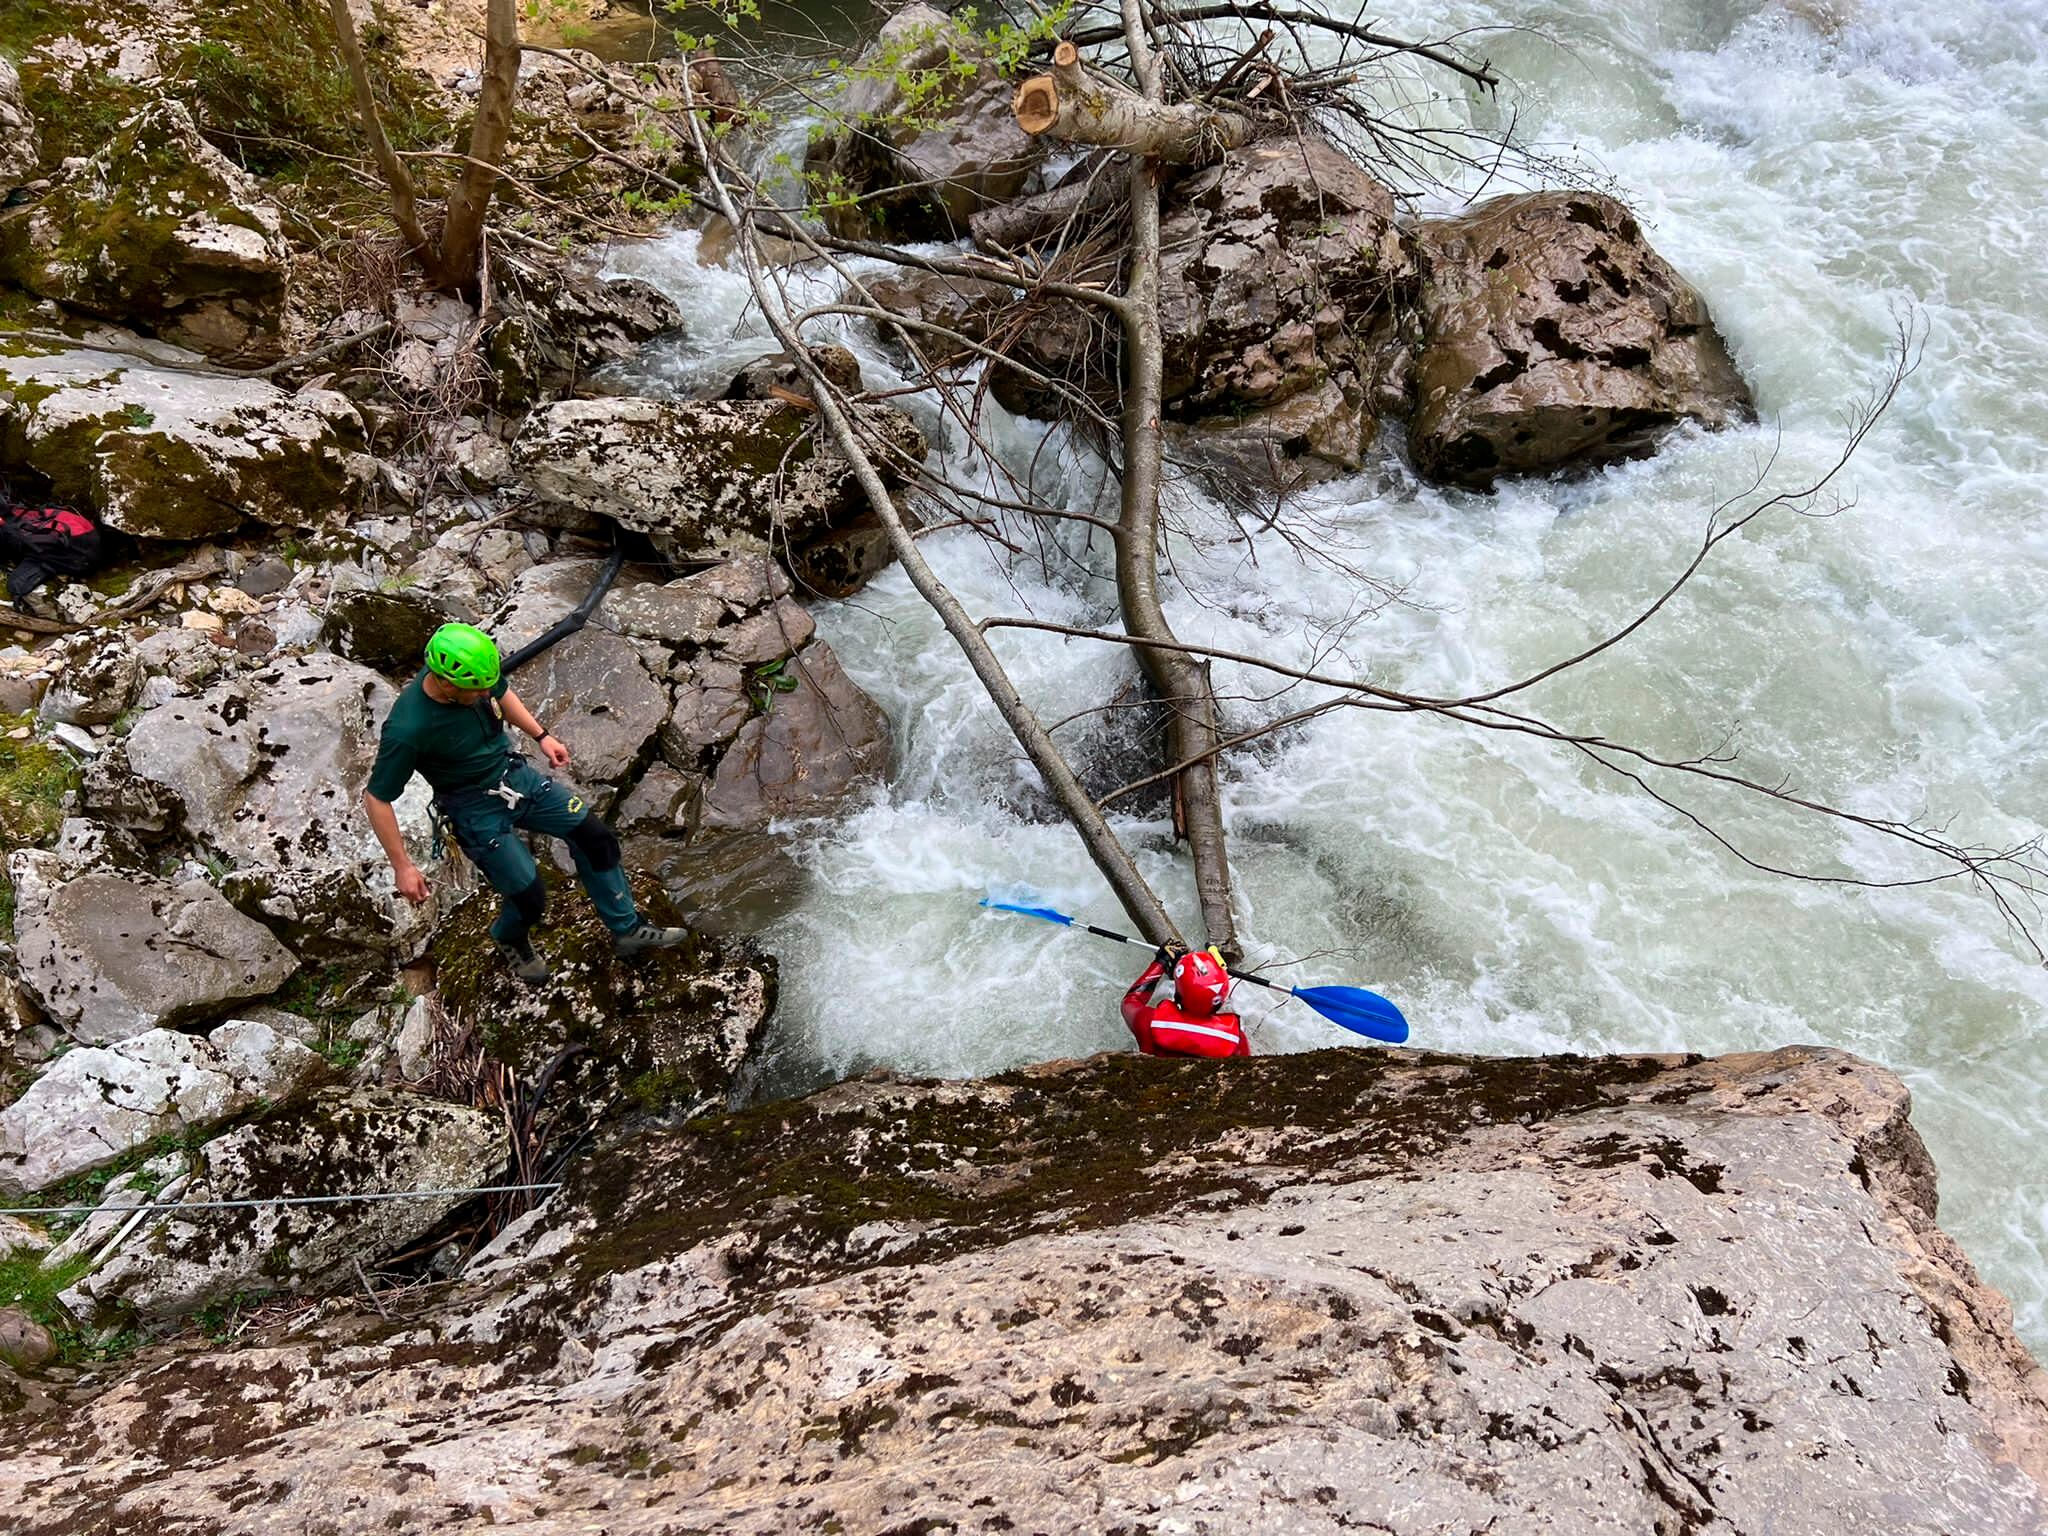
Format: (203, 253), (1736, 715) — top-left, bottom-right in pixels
(978, 899), (1076, 926)
(1292, 984), (1409, 1045)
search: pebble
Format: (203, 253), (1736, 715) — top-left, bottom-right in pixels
(180, 610), (224, 632)
(7, 727), (27, 740)
(207, 588), (262, 618)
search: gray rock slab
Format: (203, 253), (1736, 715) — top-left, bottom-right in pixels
(8, 854), (297, 1044)
(499, 625), (667, 787)
(699, 640), (892, 831)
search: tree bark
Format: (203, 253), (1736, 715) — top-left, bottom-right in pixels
(1105, 17), (1242, 961)
(1013, 41), (1251, 163)
(435, 0), (522, 293)
(967, 159), (1123, 254)
(325, 0), (434, 260)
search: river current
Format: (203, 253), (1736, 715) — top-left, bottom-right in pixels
(610, 0), (2048, 1352)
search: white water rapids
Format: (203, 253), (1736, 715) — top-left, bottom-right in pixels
(609, 0), (2048, 1352)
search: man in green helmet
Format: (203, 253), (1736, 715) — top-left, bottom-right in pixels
(360, 622), (687, 983)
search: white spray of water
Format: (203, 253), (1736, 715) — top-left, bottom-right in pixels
(612, 0), (2048, 1351)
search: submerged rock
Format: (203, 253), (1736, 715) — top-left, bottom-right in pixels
(0, 343), (369, 540)
(1407, 191), (1755, 487)
(0, 100), (290, 363)
(7, 1046), (2044, 1531)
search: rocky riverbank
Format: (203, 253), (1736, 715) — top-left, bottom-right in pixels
(4, 1045), (2045, 1533)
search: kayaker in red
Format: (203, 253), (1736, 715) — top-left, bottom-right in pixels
(1122, 946), (1250, 1058)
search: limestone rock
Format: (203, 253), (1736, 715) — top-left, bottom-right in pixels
(0, 101), (290, 363)
(510, 396), (927, 565)
(104, 654), (441, 955)
(7, 854), (298, 1043)
(68, 1088), (505, 1322)
(0, 1310), (54, 1373)
(0, 344), (369, 539)
(699, 641), (892, 831)
(34, 631), (142, 729)
(722, 346), (864, 403)
(10, 1047), (2047, 1532)
(486, 261), (684, 408)
(803, 4), (1045, 240)
(494, 625), (666, 788)
(660, 657), (750, 767)
(1408, 191), (1755, 487)
(0, 1019), (323, 1195)
(0, 58), (39, 197)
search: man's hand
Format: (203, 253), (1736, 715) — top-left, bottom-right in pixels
(394, 863), (430, 906)
(541, 733), (571, 770)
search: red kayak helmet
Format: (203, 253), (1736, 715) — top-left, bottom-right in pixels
(1173, 949), (1230, 1017)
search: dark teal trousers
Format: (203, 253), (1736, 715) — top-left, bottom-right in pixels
(438, 759), (638, 946)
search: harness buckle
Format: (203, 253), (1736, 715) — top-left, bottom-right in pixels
(489, 780), (526, 810)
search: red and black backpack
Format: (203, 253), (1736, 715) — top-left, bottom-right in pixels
(0, 500), (103, 605)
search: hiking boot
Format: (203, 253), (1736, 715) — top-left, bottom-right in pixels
(496, 938), (551, 985)
(614, 922), (689, 960)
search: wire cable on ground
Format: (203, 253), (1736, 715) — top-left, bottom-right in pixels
(0, 1181), (564, 1219)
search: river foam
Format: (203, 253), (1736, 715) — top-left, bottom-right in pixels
(612, 0), (2048, 1351)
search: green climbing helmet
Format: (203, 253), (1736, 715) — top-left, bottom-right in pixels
(424, 623), (501, 690)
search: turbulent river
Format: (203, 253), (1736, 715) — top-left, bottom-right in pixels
(610, 0), (2048, 1352)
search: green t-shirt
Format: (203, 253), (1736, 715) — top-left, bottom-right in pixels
(365, 671), (512, 802)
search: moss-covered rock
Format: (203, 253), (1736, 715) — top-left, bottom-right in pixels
(0, 342), (369, 538)
(0, 57), (39, 197)
(431, 874), (776, 1124)
(0, 720), (78, 849)
(0, 99), (289, 363)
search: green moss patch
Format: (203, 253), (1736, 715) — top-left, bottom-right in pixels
(0, 718), (78, 849)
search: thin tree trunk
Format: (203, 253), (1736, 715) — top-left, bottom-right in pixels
(1109, 19), (1241, 961)
(436, 0), (522, 292)
(325, 0), (434, 260)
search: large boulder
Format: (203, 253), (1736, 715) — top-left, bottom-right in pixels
(96, 654), (443, 955)
(486, 259), (685, 408)
(0, 344), (370, 540)
(8, 855), (298, 1044)
(0, 100), (290, 363)
(65, 1088), (505, 1323)
(803, 4), (1046, 240)
(494, 625), (667, 788)
(1407, 191), (1755, 487)
(0, 58), (38, 198)
(510, 395), (927, 565)
(698, 640), (892, 831)
(11, 1047), (2048, 1532)
(0, 1019), (323, 1196)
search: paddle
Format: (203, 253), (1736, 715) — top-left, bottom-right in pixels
(978, 899), (1409, 1045)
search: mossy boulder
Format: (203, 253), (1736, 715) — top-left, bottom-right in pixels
(431, 876), (776, 1125)
(319, 587), (451, 677)
(0, 342), (369, 539)
(0, 100), (290, 363)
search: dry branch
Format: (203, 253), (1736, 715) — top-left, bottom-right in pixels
(1013, 40), (1253, 162)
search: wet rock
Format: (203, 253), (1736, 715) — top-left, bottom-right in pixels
(716, 599), (816, 667)
(699, 641), (892, 831)
(430, 876), (775, 1125)
(0, 343), (370, 540)
(659, 657), (750, 767)
(804, 4), (1045, 240)
(510, 396), (927, 566)
(320, 586), (451, 676)
(494, 626), (666, 788)
(0, 58), (39, 197)
(0, 100), (289, 363)
(788, 515), (900, 599)
(722, 346), (864, 403)
(104, 654), (442, 956)
(614, 760), (698, 838)
(7, 854), (298, 1043)
(0, 1018), (323, 1195)
(13, 1047), (2047, 1532)
(67, 1087), (506, 1323)
(1407, 191), (1755, 487)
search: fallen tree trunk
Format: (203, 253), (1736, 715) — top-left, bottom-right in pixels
(1012, 40), (1252, 162)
